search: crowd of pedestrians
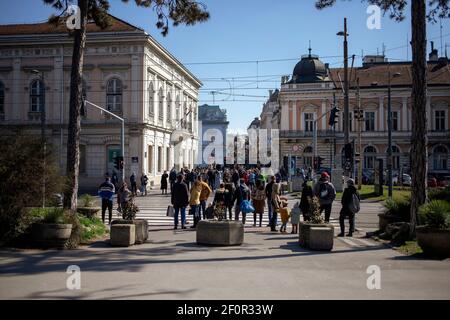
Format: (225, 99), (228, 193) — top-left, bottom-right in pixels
(98, 164), (360, 237)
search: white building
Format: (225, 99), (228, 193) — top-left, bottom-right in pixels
(0, 15), (201, 190)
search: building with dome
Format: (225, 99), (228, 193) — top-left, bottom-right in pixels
(272, 48), (450, 180)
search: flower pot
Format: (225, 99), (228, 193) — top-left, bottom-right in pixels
(416, 226), (450, 257)
(196, 220), (244, 246)
(111, 219), (148, 244)
(299, 222), (334, 250)
(77, 207), (101, 218)
(378, 213), (402, 232)
(32, 223), (72, 248)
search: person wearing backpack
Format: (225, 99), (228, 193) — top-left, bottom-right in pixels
(233, 178), (251, 224)
(312, 172), (336, 223)
(338, 178), (360, 237)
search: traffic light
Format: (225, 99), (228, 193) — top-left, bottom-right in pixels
(344, 143), (353, 171)
(329, 106), (340, 127)
(114, 156), (124, 170)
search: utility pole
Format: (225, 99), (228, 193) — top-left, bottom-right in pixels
(387, 67), (393, 198)
(356, 78), (363, 190)
(343, 18), (349, 145)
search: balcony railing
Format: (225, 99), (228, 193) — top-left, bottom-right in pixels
(280, 130), (335, 138)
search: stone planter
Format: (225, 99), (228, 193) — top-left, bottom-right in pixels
(111, 219), (148, 244)
(32, 223), (72, 248)
(416, 227), (450, 257)
(77, 207), (101, 218)
(110, 224), (135, 247)
(299, 222), (334, 251)
(378, 213), (403, 232)
(196, 220), (244, 246)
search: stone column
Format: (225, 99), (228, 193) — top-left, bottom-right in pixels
(292, 101), (297, 130)
(321, 100), (327, 130)
(12, 58), (21, 120)
(280, 100), (289, 129)
(426, 96), (431, 131)
(379, 97), (384, 131)
(131, 54), (140, 120)
(402, 97), (408, 131)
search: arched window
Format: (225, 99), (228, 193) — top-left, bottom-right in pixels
(0, 81), (4, 113)
(158, 88), (164, 121)
(364, 146), (377, 170)
(148, 83), (154, 116)
(433, 146), (448, 170)
(386, 146), (401, 170)
(30, 79), (45, 112)
(166, 93), (172, 124)
(106, 78), (122, 112)
(303, 146), (313, 168)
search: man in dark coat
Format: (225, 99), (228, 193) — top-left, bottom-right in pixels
(171, 174), (189, 229)
(338, 179), (360, 237)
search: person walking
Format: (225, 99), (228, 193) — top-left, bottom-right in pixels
(169, 168), (177, 193)
(300, 180), (313, 222)
(198, 176), (212, 220)
(161, 170), (169, 195)
(98, 175), (115, 224)
(233, 178), (251, 224)
(224, 181), (235, 220)
(313, 172), (336, 223)
(140, 172), (148, 196)
(265, 175), (275, 227)
(251, 179), (266, 227)
(270, 183), (281, 231)
(130, 172), (137, 196)
(171, 174), (189, 230)
(189, 179), (203, 228)
(338, 179), (360, 237)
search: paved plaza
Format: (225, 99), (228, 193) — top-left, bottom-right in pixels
(0, 190), (449, 300)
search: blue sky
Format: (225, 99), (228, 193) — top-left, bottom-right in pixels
(0, 0), (448, 131)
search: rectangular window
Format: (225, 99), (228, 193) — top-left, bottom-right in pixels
(158, 146), (163, 173)
(365, 112), (375, 131)
(391, 111), (399, 131)
(435, 110), (446, 131)
(148, 145), (153, 174)
(304, 113), (314, 132)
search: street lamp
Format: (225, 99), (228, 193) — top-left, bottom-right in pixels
(337, 18), (350, 147)
(387, 69), (401, 198)
(32, 69), (46, 208)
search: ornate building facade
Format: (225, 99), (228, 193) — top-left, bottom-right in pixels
(0, 15), (201, 189)
(264, 50), (450, 178)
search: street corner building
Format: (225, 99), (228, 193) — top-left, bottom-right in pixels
(258, 48), (450, 179)
(0, 14), (201, 191)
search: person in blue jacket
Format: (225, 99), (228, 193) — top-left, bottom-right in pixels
(98, 175), (115, 224)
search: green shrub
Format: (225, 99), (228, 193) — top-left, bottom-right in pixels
(0, 136), (63, 244)
(384, 196), (411, 221)
(418, 200), (450, 229)
(79, 194), (95, 208)
(428, 189), (450, 203)
(122, 200), (139, 220)
(77, 214), (108, 244)
(29, 207), (69, 224)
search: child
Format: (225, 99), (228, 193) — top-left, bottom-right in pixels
(290, 201), (301, 234)
(279, 200), (290, 233)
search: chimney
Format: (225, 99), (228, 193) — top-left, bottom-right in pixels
(429, 41), (439, 61)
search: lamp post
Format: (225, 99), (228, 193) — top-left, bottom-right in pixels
(32, 70), (46, 208)
(387, 69), (401, 198)
(337, 18), (350, 146)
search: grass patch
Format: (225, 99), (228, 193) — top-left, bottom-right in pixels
(77, 214), (109, 244)
(335, 185), (411, 202)
(396, 241), (423, 256)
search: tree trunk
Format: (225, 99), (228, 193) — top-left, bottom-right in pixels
(410, 0), (428, 237)
(63, 0), (88, 211)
